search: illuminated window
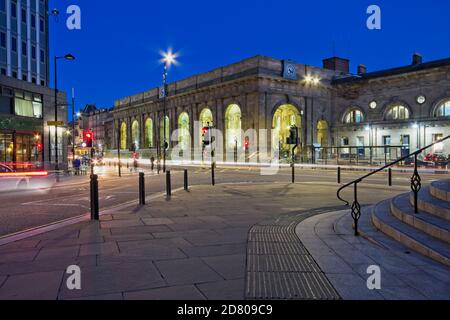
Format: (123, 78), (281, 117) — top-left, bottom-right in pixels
(435, 100), (450, 117)
(344, 109), (364, 124)
(225, 104), (242, 150)
(144, 118), (153, 148)
(120, 122), (127, 150)
(178, 112), (190, 151)
(131, 120), (140, 150)
(386, 105), (410, 120)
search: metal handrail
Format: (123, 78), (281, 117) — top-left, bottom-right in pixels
(337, 135), (450, 236)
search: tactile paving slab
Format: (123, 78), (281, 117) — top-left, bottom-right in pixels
(245, 207), (343, 300)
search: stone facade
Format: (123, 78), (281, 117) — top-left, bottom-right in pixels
(110, 54), (450, 163)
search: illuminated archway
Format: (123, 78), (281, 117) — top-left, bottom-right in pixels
(120, 122), (127, 150)
(272, 104), (302, 154)
(144, 118), (153, 148)
(317, 120), (328, 147)
(199, 108), (213, 145)
(199, 108), (213, 127)
(131, 120), (140, 150)
(225, 104), (242, 150)
(178, 112), (190, 151)
(159, 116), (170, 147)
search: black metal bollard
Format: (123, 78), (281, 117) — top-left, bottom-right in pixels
(139, 172), (145, 205)
(388, 168), (393, 186)
(184, 169), (189, 191)
(291, 163), (295, 184)
(211, 162), (215, 186)
(337, 167), (341, 184)
(166, 171), (172, 198)
(90, 174), (99, 221)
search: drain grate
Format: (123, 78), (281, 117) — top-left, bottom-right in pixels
(245, 208), (342, 300)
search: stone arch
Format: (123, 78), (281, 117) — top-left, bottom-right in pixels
(432, 98), (450, 117)
(120, 122), (127, 150)
(317, 120), (329, 147)
(199, 108), (214, 127)
(383, 103), (412, 121)
(272, 104), (302, 155)
(178, 112), (190, 151)
(159, 115), (170, 147)
(131, 120), (140, 150)
(225, 104), (242, 151)
(342, 107), (365, 124)
(144, 117), (154, 148)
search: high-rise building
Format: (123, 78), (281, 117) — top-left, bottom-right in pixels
(0, 0), (49, 86)
(0, 0), (68, 171)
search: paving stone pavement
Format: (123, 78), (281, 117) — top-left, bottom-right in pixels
(0, 182), (412, 300)
(296, 209), (450, 300)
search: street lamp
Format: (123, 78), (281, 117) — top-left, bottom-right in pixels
(53, 53), (75, 171)
(160, 49), (178, 172)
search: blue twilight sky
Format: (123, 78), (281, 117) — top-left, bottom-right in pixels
(49, 0), (450, 114)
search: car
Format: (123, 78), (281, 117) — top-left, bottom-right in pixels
(0, 164), (51, 192)
(403, 156), (435, 168)
(434, 154), (450, 167)
(0, 164), (30, 191)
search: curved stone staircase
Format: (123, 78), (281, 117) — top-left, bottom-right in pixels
(371, 179), (450, 267)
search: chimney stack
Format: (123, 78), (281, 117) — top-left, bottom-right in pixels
(357, 64), (367, 75)
(322, 57), (350, 74)
(412, 53), (423, 65)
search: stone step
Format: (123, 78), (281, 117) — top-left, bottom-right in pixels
(410, 187), (450, 221)
(391, 194), (450, 244)
(371, 200), (450, 267)
(430, 180), (450, 202)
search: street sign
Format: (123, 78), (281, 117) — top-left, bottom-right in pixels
(47, 121), (65, 126)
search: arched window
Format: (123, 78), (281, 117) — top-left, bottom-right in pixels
(435, 99), (450, 117)
(385, 105), (410, 120)
(199, 108), (213, 127)
(225, 104), (242, 150)
(131, 120), (140, 150)
(317, 120), (328, 146)
(120, 122), (127, 150)
(159, 116), (170, 147)
(343, 109), (364, 124)
(144, 118), (153, 148)
(178, 112), (190, 151)
(199, 108), (213, 145)
(272, 104), (302, 154)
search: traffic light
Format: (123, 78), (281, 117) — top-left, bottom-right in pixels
(244, 137), (250, 151)
(202, 127), (210, 146)
(287, 125), (298, 145)
(84, 130), (93, 148)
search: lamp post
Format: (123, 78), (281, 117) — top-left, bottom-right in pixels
(303, 68), (321, 163)
(160, 49), (178, 173)
(53, 53), (75, 171)
(71, 88), (76, 162)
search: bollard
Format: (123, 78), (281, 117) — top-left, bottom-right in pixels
(166, 171), (172, 198)
(90, 174), (99, 220)
(139, 172), (145, 205)
(211, 162), (215, 186)
(388, 168), (393, 186)
(291, 163), (295, 184)
(337, 167), (341, 184)
(184, 169), (189, 191)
